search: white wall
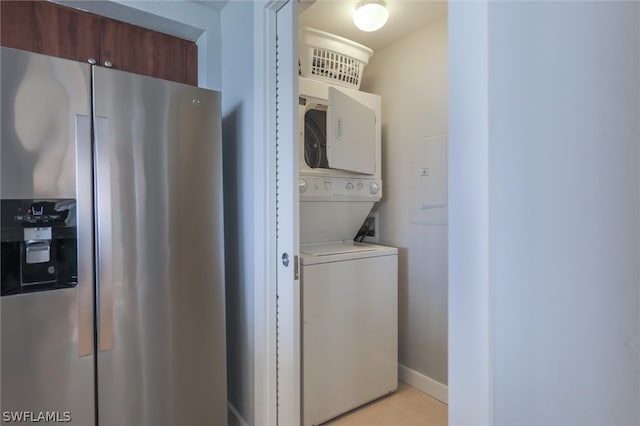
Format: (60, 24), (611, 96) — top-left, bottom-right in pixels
(449, 1), (640, 424)
(490, 2), (639, 424)
(220, 2), (256, 425)
(361, 17), (448, 391)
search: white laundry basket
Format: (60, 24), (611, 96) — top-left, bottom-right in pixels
(299, 27), (374, 90)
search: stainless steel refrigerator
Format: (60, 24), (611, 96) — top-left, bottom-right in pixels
(1, 47), (227, 425)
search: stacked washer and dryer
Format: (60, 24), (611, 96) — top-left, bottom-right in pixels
(298, 28), (398, 426)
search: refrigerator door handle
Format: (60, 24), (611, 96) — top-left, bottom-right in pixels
(76, 114), (94, 357)
(95, 116), (113, 352)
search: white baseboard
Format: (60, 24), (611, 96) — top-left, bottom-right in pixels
(398, 364), (448, 404)
(228, 402), (249, 426)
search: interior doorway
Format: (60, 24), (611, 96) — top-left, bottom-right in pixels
(299, 0), (449, 398)
(272, 0), (451, 423)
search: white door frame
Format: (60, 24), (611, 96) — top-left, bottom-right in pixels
(274, 2), (301, 425)
(256, 2), (496, 425)
(448, 2), (492, 424)
(253, 1), (300, 425)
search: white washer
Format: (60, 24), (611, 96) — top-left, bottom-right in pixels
(301, 242), (398, 426)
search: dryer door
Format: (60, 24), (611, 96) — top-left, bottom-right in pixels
(327, 87), (376, 175)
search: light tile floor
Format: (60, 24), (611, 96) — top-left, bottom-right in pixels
(323, 382), (448, 426)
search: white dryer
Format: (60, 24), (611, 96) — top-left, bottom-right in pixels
(301, 242), (398, 426)
(299, 76), (382, 244)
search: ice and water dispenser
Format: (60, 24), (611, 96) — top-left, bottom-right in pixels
(1, 199), (78, 295)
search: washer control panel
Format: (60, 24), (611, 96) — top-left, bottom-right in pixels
(299, 176), (382, 199)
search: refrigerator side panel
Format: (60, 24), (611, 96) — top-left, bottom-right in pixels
(0, 47), (95, 426)
(93, 67), (227, 425)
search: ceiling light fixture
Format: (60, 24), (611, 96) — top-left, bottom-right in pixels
(353, 0), (389, 32)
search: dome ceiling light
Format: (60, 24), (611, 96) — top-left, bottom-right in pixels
(353, 0), (389, 32)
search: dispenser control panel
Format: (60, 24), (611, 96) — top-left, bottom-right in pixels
(1, 199), (78, 296)
(5, 200), (71, 226)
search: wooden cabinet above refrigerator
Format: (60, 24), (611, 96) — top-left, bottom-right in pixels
(0, 0), (197, 86)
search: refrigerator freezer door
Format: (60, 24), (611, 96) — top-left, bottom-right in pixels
(0, 48), (95, 425)
(93, 67), (227, 425)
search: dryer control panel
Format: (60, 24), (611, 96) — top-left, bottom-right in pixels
(299, 176), (382, 201)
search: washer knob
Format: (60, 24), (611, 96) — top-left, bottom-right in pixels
(357, 182), (364, 190)
(370, 182), (380, 194)
(346, 182), (354, 190)
(324, 181), (332, 190)
(299, 179), (308, 193)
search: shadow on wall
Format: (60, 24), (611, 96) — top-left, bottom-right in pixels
(221, 105), (244, 410)
(396, 247), (409, 361)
